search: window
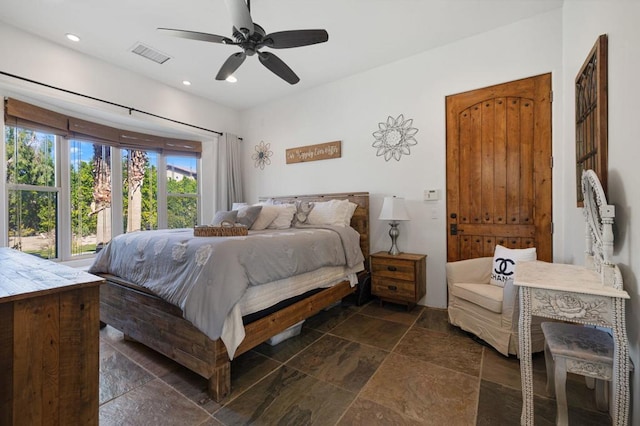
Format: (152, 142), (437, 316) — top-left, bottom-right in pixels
(5, 126), (59, 259)
(123, 149), (159, 232)
(166, 155), (198, 229)
(70, 140), (112, 255)
(3, 98), (202, 261)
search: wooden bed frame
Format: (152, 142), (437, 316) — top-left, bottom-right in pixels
(99, 192), (369, 401)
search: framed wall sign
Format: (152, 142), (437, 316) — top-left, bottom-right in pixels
(286, 141), (341, 164)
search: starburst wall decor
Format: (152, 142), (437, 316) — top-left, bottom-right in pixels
(372, 114), (418, 161)
(252, 141), (273, 170)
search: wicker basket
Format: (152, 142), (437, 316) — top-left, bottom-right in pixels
(194, 221), (248, 237)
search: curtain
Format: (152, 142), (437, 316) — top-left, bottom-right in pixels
(216, 133), (244, 211)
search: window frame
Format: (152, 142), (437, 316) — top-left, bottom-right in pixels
(3, 99), (202, 263)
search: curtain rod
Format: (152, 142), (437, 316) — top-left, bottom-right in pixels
(0, 70), (223, 136)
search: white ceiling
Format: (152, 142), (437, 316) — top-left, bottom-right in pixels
(0, 0), (563, 111)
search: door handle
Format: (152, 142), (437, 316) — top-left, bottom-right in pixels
(450, 224), (458, 235)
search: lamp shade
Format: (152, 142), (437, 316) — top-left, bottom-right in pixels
(378, 196), (410, 221)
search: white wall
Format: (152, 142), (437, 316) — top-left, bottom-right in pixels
(0, 22), (240, 223)
(562, 2), (640, 423)
(240, 10), (564, 309)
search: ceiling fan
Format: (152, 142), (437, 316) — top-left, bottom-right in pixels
(158, 0), (328, 85)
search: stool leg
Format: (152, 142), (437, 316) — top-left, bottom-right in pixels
(595, 379), (609, 411)
(554, 357), (569, 426)
(544, 342), (555, 396)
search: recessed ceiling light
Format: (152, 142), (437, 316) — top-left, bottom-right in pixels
(226, 75), (237, 83)
(66, 33), (80, 42)
(182, 80), (192, 86)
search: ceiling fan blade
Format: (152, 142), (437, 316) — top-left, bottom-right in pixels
(216, 52), (247, 80)
(224, 0), (254, 36)
(157, 28), (234, 44)
(258, 51), (299, 85)
(263, 30), (329, 49)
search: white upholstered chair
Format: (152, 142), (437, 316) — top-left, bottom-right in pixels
(446, 256), (545, 356)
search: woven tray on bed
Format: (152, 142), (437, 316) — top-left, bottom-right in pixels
(194, 221), (248, 237)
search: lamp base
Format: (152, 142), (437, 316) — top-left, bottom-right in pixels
(387, 221), (401, 255)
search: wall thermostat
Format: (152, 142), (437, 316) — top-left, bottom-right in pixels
(423, 189), (440, 201)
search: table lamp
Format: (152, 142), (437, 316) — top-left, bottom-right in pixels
(378, 196), (410, 255)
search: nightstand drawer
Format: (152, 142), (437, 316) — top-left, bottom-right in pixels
(371, 258), (415, 281)
(372, 277), (415, 301)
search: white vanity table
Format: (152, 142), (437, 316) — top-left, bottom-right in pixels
(514, 170), (630, 426)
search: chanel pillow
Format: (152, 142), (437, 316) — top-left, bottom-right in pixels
(489, 245), (537, 287)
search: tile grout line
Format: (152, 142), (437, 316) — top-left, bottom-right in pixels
(99, 332), (215, 422)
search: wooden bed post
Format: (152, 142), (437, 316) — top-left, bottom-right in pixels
(209, 339), (231, 400)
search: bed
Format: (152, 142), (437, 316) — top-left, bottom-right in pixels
(93, 192), (369, 401)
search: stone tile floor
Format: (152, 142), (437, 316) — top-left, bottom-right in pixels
(99, 301), (611, 425)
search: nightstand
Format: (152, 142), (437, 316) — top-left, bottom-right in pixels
(370, 251), (426, 310)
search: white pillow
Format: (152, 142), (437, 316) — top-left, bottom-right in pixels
(307, 199), (351, 227)
(250, 205), (280, 230)
(490, 245), (537, 287)
(343, 201), (358, 226)
(232, 202), (248, 210)
(267, 204), (297, 229)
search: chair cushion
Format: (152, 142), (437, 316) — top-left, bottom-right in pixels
(452, 283), (503, 314)
(489, 245), (537, 287)
(541, 322), (614, 365)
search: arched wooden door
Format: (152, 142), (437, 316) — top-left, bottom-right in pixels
(446, 74), (552, 262)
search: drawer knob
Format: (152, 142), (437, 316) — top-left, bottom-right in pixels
(387, 266), (397, 272)
(387, 285), (397, 291)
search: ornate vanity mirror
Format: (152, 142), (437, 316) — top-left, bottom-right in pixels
(581, 169), (617, 287)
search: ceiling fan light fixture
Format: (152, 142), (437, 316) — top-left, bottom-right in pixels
(226, 75), (237, 83)
(66, 33), (80, 42)
(159, 0), (327, 84)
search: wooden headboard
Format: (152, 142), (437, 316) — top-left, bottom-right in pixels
(258, 192), (370, 269)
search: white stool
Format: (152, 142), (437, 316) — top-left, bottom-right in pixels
(541, 322), (613, 426)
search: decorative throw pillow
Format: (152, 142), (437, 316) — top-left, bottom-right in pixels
(292, 200), (314, 226)
(250, 205), (280, 230)
(489, 245), (537, 287)
(211, 210), (238, 225)
(267, 204), (297, 229)
(235, 205), (262, 228)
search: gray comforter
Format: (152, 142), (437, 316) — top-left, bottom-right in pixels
(89, 225), (363, 341)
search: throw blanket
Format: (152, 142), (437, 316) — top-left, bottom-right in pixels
(89, 225), (363, 343)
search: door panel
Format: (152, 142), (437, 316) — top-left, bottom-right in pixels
(446, 74), (552, 262)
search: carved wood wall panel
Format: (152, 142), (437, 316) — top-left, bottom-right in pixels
(575, 34), (608, 206)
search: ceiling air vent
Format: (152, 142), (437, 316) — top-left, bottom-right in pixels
(130, 42), (171, 64)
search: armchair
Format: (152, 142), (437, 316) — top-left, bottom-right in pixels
(446, 256), (545, 356)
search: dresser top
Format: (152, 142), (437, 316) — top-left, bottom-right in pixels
(0, 248), (103, 302)
(370, 251), (426, 261)
(514, 260), (629, 299)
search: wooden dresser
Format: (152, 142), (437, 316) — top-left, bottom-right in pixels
(0, 248), (104, 425)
